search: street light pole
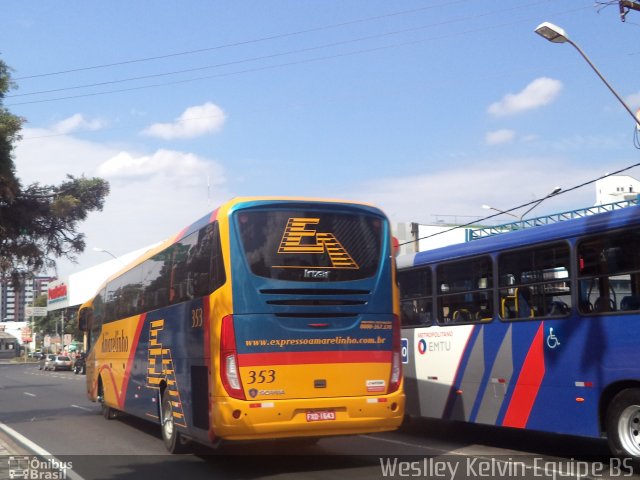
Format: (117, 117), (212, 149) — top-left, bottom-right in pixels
(520, 186), (562, 220)
(535, 22), (640, 129)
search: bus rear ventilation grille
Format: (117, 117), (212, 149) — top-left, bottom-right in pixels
(274, 313), (358, 318)
(267, 299), (366, 306)
(260, 289), (370, 296)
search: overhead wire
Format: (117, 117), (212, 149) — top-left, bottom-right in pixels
(16, 0), (555, 81)
(7, 0), (559, 99)
(7, 4), (589, 107)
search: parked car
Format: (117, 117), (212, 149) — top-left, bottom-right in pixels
(46, 355), (72, 371)
(39, 354), (56, 370)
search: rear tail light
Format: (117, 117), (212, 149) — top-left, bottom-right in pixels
(220, 315), (245, 400)
(388, 314), (402, 394)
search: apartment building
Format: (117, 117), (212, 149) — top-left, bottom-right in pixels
(0, 277), (55, 323)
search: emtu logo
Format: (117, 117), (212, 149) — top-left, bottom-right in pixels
(278, 217), (359, 269)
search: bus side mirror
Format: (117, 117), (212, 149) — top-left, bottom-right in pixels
(78, 309), (89, 332)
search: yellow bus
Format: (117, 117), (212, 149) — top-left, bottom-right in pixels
(78, 197), (404, 452)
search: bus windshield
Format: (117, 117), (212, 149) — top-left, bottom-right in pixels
(236, 209), (383, 282)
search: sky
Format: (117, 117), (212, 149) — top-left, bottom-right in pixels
(3, 0), (640, 278)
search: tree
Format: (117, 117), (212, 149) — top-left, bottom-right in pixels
(0, 59), (109, 282)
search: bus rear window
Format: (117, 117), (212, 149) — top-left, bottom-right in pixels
(236, 210), (383, 281)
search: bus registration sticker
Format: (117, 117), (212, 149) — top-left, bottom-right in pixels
(306, 409), (336, 422)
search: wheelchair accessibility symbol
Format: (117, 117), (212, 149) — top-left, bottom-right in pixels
(546, 327), (560, 349)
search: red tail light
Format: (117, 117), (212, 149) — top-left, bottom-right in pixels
(220, 315), (245, 400)
(388, 314), (402, 394)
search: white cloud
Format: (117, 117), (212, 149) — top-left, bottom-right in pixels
(486, 129), (516, 145)
(15, 128), (230, 278)
(349, 157), (597, 226)
(96, 149), (223, 187)
(488, 77), (563, 117)
(142, 102), (226, 139)
(626, 91), (640, 111)
(52, 114), (106, 134)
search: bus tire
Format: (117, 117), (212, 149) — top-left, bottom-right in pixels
(606, 388), (640, 459)
(161, 393), (190, 454)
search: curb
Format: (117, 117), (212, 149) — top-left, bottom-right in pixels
(0, 427), (29, 456)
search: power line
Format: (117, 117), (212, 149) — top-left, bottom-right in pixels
(7, 4), (588, 107)
(13, 0), (474, 81)
(9, 0), (556, 99)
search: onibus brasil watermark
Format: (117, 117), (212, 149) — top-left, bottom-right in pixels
(380, 456), (635, 479)
(8, 456), (73, 480)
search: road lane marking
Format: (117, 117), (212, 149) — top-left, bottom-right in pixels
(0, 420), (85, 480)
(24, 392), (36, 397)
(71, 405), (92, 412)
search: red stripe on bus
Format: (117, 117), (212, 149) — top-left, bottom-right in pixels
(172, 226), (190, 243)
(119, 313), (147, 409)
(502, 323), (545, 428)
(209, 208), (219, 223)
(238, 350), (392, 367)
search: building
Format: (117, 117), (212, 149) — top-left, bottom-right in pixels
(595, 175), (640, 205)
(0, 276), (55, 323)
(0, 325), (18, 359)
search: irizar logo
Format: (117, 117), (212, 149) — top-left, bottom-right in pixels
(304, 269), (330, 279)
(278, 217), (359, 269)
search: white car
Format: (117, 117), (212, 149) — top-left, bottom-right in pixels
(45, 355), (72, 371)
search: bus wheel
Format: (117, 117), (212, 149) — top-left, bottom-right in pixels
(161, 393), (190, 454)
(98, 378), (117, 419)
(606, 389), (640, 459)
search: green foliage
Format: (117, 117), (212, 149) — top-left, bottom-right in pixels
(0, 59), (110, 280)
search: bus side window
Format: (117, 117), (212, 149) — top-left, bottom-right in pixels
(436, 256), (493, 325)
(142, 251), (171, 311)
(188, 223), (220, 298)
(398, 267), (432, 327)
(170, 231), (199, 304)
(209, 222), (226, 292)
(498, 242), (571, 321)
(578, 229), (640, 314)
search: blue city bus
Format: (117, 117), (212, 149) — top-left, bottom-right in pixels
(398, 206), (640, 459)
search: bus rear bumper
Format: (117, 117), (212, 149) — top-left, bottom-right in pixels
(212, 392), (405, 441)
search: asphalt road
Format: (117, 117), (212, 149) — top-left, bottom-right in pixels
(0, 362), (636, 480)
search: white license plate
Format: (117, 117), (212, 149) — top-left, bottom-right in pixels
(305, 409), (336, 422)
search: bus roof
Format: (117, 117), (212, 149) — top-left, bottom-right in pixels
(400, 205), (640, 268)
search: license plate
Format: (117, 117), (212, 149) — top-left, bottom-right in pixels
(306, 409), (336, 422)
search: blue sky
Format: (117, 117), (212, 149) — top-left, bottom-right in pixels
(3, 1), (640, 277)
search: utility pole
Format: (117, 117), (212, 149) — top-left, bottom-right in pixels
(619, 1), (640, 22)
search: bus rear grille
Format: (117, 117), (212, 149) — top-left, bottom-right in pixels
(274, 313), (358, 318)
(260, 289), (370, 296)
(267, 299), (366, 306)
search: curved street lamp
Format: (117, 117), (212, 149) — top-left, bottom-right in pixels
(535, 22), (640, 129)
(481, 204), (519, 219)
